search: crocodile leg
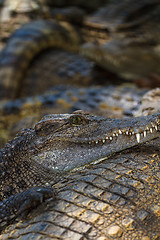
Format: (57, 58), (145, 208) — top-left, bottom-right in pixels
(0, 187), (56, 231)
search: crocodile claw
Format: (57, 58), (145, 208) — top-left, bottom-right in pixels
(16, 186), (57, 216)
(0, 186), (56, 226)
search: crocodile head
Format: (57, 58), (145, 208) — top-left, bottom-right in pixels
(81, 0), (160, 80)
(10, 110), (160, 173)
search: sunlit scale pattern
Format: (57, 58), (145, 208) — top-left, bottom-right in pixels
(1, 138), (160, 240)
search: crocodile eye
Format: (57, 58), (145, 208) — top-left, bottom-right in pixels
(70, 115), (88, 125)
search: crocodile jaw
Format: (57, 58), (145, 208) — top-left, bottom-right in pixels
(81, 40), (160, 80)
(48, 127), (159, 172)
(31, 112), (160, 172)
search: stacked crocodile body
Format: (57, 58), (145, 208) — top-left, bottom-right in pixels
(1, 0), (160, 100)
(0, 0), (160, 239)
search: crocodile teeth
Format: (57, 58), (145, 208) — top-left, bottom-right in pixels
(136, 133), (140, 143)
(88, 122), (159, 145)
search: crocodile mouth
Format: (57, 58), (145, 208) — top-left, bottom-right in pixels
(87, 123), (159, 145)
(31, 121), (160, 174)
(30, 112), (160, 172)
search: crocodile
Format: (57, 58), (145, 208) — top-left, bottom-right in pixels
(0, 0), (108, 49)
(1, 0), (160, 99)
(0, 19), (83, 99)
(81, 0), (160, 85)
(0, 84), (146, 149)
(0, 110), (160, 239)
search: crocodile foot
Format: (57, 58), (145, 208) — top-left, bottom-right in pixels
(0, 186), (56, 228)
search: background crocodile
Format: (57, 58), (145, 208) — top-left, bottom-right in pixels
(0, 111), (160, 239)
(81, 0), (160, 88)
(0, 0), (109, 50)
(1, 0), (160, 100)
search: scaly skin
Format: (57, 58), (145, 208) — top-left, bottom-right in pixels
(1, 139), (160, 239)
(0, 110), (160, 235)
